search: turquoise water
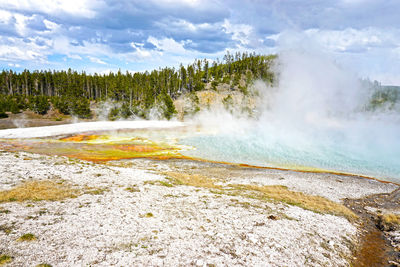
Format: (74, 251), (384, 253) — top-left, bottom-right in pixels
(181, 118), (400, 183)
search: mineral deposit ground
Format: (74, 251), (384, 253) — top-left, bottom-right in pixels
(0, 149), (399, 266)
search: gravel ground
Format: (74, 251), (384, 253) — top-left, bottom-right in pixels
(0, 151), (397, 266)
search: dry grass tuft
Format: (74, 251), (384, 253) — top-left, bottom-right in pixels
(197, 91), (220, 106)
(163, 172), (220, 189)
(125, 185), (140, 193)
(84, 187), (108, 195)
(231, 184), (356, 220)
(0, 255), (12, 265)
(161, 171), (356, 220)
(140, 212), (154, 218)
(382, 213), (400, 225)
(17, 233), (37, 242)
(0, 224), (13, 234)
(0, 208), (10, 214)
(0, 180), (79, 203)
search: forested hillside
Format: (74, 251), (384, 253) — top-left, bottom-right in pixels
(369, 85), (400, 111)
(0, 52), (276, 120)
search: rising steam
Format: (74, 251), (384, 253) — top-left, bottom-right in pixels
(184, 49), (400, 181)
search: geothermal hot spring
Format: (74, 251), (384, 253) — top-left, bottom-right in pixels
(0, 52), (399, 183)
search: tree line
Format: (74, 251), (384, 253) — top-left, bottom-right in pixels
(0, 52), (276, 119)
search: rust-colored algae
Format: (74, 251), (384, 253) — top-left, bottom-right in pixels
(60, 134), (99, 142)
(61, 146), (181, 162)
(353, 228), (388, 267)
(114, 144), (163, 153)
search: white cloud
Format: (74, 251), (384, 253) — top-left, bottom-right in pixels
(0, 36), (48, 62)
(165, 19), (214, 33)
(8, 63), (20, 67)
(0, 44), (41, 62)
(52, 37), (110, 57)
(88, 56), (106, 64)
(68, 54), (83, 60)
(303, 28), (398, 53)
(147, 36), (187, 54)
(0, 0), (100, 18)
(43, 19), (60, 32)
(13, 13), (29, 36)
(0, 9), (60, 39)
(340, 0), (371, 5)
(0, 9), (12, 23)
(222, 19), (257, 48)
(130, 42), (152, 59)
(152, 0), (202, 8)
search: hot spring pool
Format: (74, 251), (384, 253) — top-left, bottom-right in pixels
(180, 123), (400, 183)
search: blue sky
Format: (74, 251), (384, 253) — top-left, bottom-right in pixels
(0, 0), (399, 84)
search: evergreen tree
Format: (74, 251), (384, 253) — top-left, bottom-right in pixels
(30, 95), (50, 115)
(157, 91), (176, 120)
(0, 51), (277, 120)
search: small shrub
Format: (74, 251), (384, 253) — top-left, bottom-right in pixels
(0, 103), (8, 118)
(0, 224), (13, 234)
(52, 96), (70, 115)
(120, 102), (133, 119)
(70, 98), (91, 119)
(145, 212), (153, 218)
(0, 255), (12, 265)
(9, 100), (20, 114)
(125, 186), (140, 193)
(18, 233), (37, 241)
(222, 95), (233, 110)
(222, 75), (231, 84)
(211, 80), (219, 90)
(156, 91), (176, 120)
(232, 72), (241, 86)
(239, 85), (248, 95)
(30, 95), (50, 115)
(108, 107), (120, 121)
(0, 112), (7, 119)
(382, 213), (400, 225)
(158, 181), (174, 187)
(84, 187), (107, 195)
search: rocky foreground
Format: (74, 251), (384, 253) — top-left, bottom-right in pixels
(0, 151), (398, 266)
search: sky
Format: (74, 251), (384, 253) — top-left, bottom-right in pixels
(0, 0), (399, 84)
